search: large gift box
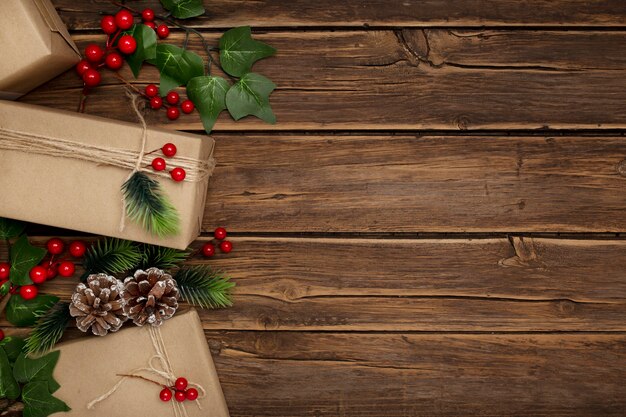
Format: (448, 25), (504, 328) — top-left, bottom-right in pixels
(0, 0), (80, 99)
(51, 309), (230, 417)
(0, 101), (215, 249)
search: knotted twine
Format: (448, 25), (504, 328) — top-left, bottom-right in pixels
(86, 325), (206, 417)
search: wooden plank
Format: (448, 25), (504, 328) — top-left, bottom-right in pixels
(20, 30), (626, 130)
(3, 237), (626, 331)
(53, 0), (626, 29)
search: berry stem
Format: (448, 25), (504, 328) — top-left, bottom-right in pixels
(77, 87), (89, 113)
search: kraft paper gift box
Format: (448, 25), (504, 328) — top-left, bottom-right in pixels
(0, 101), (215, 249)
(0, 0), (81, 99)
(51, 309), (230, 417)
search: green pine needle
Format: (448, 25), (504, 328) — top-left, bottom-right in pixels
(175, 266), (235, 309)
(121, 171), (180, 236)
(82, 238), (143, 279)
(138, 244), (190, 270)
(24, 302), (71, 356)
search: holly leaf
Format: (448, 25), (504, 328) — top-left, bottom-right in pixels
(0, 347), (20, 400)
(0, 217), (25, 239)
(14, 350), (61, 393)
(159, 0), (205, 19)
(0, 337), (26, 362)
(187, 75), (230, 134)
(6, 295), (58, 327)
(22, 381), (70, 417)
(156, 44), (204, 95)
(219, 26), (276, 77)
(226, 73), (276, 123)
(126, 24), (157, 78)
(0, 280), (10, 296)
(9, 235), (46, 286)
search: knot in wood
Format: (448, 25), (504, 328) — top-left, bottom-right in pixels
(616, 159), (626, 177)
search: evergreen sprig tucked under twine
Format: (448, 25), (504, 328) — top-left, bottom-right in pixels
(175, 266), (235, 309)
(24, 301), (72, 356)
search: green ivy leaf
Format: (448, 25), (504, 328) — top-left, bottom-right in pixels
(126, 24), (158, 78)
(9, 235), (47, 286)
(0, 347), (20, 400)
(159, 0), (205, 19)
(187, 75), (230, 134)
(14, 350), (61, 393)
(156, 44), (204, 95)
(0, 337), (26, 362)
(219, 26), (276, 77)
(6, 295), (59, 327)
(226, 73), (276, 124)
(0, 217), (25, 239)
(22, 381), (70, 417)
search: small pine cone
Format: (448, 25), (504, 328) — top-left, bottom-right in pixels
(122, 267), (180, 327)
(69, 273), (127, 336)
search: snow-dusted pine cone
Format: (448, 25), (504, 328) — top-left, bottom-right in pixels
(122, 267), (180, 327)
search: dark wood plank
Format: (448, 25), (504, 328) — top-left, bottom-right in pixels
(20, 31), (626, 130)
(53, 0), (626, 29)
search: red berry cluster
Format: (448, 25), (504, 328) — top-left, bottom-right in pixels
(144, 85), (196, 121)
(150, 143), (186, 182)
(159, 377), (198, 403)
(201, 227), (233, 257)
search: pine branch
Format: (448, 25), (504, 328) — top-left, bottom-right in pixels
(82, 238), (142, 279)
(175, 266), (235, 309)
(24, 302), (71, 356)
(138, 244), (190, 270)
(121, 172), (180, 237)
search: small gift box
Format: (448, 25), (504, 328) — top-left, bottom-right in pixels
(51, 309), (230, 417)
(0, 101), (215, 249)
(0, 0), (80, 99)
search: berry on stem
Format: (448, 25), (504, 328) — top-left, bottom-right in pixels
(45, 263), (58, 280)
(118, 35), (137, 55)
(152, 157), (166, 171)
(185, 388), (199, 401)
(201, 243), (215, 257)
(20, 285), (38, 300)
(58, 261), (75, 278)
(161, 143), (177, 157)
(219, 240), (233, 253)
(214, 227), (227, 240)
(105, 52), (124, 70)
(69, 241), (87, 258)
(100, 15), (117, 34)
(150, 97), (163, 110)
(166, 91), (180, 105)
(174, 391), (186, 402)
(159, 388), (172, 402)
(115, 10), (134, 30)
(170, 167), (186, 182)
(82, 69), (101, 87)
(145, 84), (158, 97)
(144, 21), (156, 30)
(29, 266), (47, 284)
(156, 24), (170, 39)
(166, 107), (180, 121)
(141, 8), (155, 22)
(46, 238), (64, 255)
(84, 44), (104, 63)
(175, 377), (188, 391)
(75, 60), (91, 76)
(0, 263), (8, 280)
(181, 99), (195, 114)
(0, 329), (4, 341)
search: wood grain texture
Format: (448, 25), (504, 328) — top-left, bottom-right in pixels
(52, 0), (626, 29)
(19, 30), (626, 130)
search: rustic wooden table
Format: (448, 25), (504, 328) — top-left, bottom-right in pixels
(4, 1), (626, 415)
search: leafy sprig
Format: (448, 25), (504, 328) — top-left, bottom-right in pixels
(24, 302), (72, 356)
(175, 265), (235, 309)
(82, 238), (142, 279)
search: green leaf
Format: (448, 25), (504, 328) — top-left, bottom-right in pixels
(0, 337), (26, 362)
(82, 238), (142, 278)
(6, 295), (59, 327)
(9, 235), (47, 286)
(226, 73), (276, 124)
(14, 350), (60, 393)
(25, 302), (71, 356)
(175, 265), (235, 309)
(0, 217), (25, 239)
(156, 44), (204, 95)
(219, 26), (276, 77)
(159, 0), (205, 19)
(138, 244), (189, 270)
(126, 24), (158, 78)
(0, 280), (10, 296)
(22, 381), (70, 417)
(187, 75), (230, 134)
(0, 347), (20, 400)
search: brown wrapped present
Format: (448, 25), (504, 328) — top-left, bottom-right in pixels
(0, 101), (215, 249)
(51, 309), (230, 417)
(0, 0), (80, 99)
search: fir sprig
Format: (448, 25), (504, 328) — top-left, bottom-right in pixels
(82, 238), (142, 279)
(138, 244), (190, 270)
(121, 172), (180, 237)
(175, 266), (235, 309)
(24, 302), (71, 356)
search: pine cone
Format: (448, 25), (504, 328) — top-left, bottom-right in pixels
(122, 267), (180, 326)
(69, 273), (127, 336)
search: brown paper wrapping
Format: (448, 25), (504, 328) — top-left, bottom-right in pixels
(51, 309), (230, 417)
(0, 101), (215, 249)
(0, 0), (81, 99)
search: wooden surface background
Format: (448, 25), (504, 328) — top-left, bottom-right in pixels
(5, 0), (626, 415)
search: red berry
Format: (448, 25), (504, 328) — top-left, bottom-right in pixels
(46, 238), (64, 255)
(46, 263), (58, 280)
(145, 84), (158, 97)
(58, 261), (75, 278)
(20, 285), (38, 300)
(84, 44), (104, 63)
(219, 240), (233, 253)
(174, 390), (186, 402)
(82, 69), (101, 87)
(105, 52), (123, 70)
(159, 388), (172, 402)
(29, 266), (47, 284)
(0, 263), (8, 280)
(69, 241), (87, 258)
(180, 99), (195, 114)
(115, 10), (134, 30)
(100, 15), (117, 34)
(166, 107), (180, 121)
(0, 329), (4, 341)
(152, 157), (166, 171)
(75, 59), (91, 76)
(174, 377), (188, 391)
(185, 388), (198, 401)
(150, 97), (163, 110)
(170, 167), (186, 182)
(118, 35), (137, 55)
(156, 24), (170, 39)
(9, 285), (18, 295)
(214, 227), (227, 240)
(166, 91), (179, 105)
(201, 242), (215, 257)
(161, 143), (177, 157)
(141, 8), (155, 22)
(144, 21), (156, 30)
